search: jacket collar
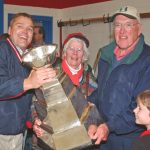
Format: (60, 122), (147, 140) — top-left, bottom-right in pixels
(140, 129), (150, 137)
(6, 38), (22, 62)
(101, 34), (144, 65)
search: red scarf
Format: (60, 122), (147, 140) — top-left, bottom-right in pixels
(62, 59), (83, 86)
(140, 129), (150, 137)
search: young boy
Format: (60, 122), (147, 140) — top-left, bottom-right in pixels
(131, 90), (150, 150)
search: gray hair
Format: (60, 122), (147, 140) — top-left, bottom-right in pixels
(63, 37), (89, 62)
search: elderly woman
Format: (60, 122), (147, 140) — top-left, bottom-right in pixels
(57, 32), (97, 96)
(32, 33), (105, 150)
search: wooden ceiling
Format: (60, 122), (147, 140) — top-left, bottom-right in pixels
(4, 0), (111, 9)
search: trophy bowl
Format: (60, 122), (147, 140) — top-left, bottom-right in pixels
(22, 44), (57, 68)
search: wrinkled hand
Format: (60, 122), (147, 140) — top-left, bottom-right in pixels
(88, 124), (97, 138)
(33, 118), (44, 137)
(88, 123), (109, 145)
(24, 64), (56, 90)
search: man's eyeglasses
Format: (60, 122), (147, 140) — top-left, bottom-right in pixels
(114, 22), (139, 30)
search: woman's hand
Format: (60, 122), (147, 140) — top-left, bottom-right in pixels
(33, 118), (44, 137)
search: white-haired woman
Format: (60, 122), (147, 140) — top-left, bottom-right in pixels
(60, 32), (97, 96)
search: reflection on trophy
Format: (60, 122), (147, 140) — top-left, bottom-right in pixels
(22, 45), (92, 150)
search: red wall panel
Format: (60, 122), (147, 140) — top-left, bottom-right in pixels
(4, 0), (111, 9)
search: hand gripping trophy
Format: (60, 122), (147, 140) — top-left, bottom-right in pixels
(22, 45), (101, 150)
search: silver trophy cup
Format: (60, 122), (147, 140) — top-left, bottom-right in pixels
(22, 45), (92, 150)
(22, 44), (57, 68)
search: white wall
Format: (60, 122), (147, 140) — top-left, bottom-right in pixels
(4, 0), (150, 67)
(61, 0), (150, 66)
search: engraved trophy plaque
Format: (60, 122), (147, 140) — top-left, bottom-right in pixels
(22, 45), (92, 150)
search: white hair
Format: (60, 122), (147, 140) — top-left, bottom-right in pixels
(63, 37), (89, 62)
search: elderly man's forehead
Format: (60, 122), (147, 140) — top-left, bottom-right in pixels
(114, 15), (138, 22)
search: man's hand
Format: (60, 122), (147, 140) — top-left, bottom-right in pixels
(88, 124), (97, 139)
(88, 123), (109, 145)
(24, 64), (56, 90)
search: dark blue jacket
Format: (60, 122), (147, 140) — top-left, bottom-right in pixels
(88, 34), (150, 150)
(0, 38), (33, 135)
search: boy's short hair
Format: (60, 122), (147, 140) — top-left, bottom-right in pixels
(137, 90), (150, 110)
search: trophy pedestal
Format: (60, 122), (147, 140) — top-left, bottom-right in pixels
(39, 77), (91, 150)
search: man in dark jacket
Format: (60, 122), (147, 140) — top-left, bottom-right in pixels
(88, 5), (150, 150)
(0, 13), (56, 150)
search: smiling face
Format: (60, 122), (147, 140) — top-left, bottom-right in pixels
(133, 101), (150, 129)
(114, 15), (141, 50)
(8, 16), (34, 51)
(64, 39), (84, 69)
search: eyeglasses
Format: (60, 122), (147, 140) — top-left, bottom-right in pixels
(67, 46), (83, 53)
(114, 22), (139, 30)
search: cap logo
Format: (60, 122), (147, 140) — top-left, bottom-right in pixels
(119, 7), (128, 13)
(113, 6), (140, 23)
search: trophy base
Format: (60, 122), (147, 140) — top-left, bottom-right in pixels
(38, 125), (91, 150)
